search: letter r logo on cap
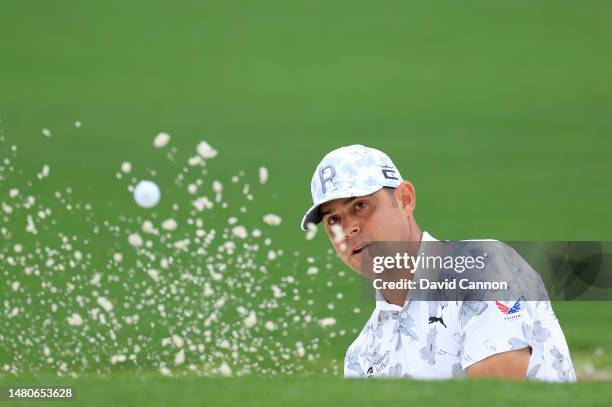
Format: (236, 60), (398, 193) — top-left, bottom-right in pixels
(319, 165), (336, 194)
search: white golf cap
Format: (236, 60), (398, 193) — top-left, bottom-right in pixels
(300, 144), (403, 231)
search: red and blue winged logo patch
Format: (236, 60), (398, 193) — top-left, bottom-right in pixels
(495, 300), (521, 315)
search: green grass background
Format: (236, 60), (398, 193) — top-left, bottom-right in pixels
(1, 0), (612, 405)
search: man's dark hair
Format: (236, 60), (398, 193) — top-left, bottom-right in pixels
(383, 187), (398, 207)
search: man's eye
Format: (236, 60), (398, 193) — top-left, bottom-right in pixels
(327, 216), (340, 225)
(355, 201), (368, 210)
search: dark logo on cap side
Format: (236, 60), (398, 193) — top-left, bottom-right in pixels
(381, 165), (398, 180)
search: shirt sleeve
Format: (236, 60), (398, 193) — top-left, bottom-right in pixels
(459, 300), (531, 370)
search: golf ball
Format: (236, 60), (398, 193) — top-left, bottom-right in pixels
(133, 180), (161, 208)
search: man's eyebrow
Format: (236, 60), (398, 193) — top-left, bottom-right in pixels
(320, 196), (365, 217)
(320, 197), (357, 217)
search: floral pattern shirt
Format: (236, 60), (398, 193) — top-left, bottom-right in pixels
(344, 232), (576, 382)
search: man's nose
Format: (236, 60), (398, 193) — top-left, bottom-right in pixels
(343, 217), (360, 238)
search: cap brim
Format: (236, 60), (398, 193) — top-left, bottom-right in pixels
(299, 185), (384, 231)
(300, 203), (323, 231)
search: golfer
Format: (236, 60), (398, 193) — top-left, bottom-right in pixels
(300, 144), (576, 381)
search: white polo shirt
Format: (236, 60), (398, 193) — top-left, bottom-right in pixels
(344, 232), (576, 382)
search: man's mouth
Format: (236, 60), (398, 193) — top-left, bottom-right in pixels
(351, 243), (370, 256)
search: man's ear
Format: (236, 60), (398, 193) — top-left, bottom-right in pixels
(394, 181), (416, 215)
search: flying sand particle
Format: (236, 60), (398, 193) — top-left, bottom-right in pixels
(243, 311), (257, 328)
(259, 167), (268, 184)
(110, 354), (126, 364)
(161, 218), (177, 231)
(67, 313), (84, 326)
(97, 297), (113, 313)
(232, 225), (248, 239)
(196, 141), (218, 159)
(263, 214), (282, 226)
(26, 215), (38, 235)
(128, 233), (143, 247)
(174, 350), (185, 366)
(305, 223), (318, 241)
(319, 317), (336, 328)
(330, 224), (344, 243)
(218, 362), (232, 377)
(153, 132), (171, 148)
(307, 267), (319, 276)
(147, 269), (160, 282)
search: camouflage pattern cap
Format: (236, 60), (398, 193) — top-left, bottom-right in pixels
(300, 145), (403, 231)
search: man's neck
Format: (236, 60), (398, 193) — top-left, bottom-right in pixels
(380, 269), (411, 306)
(379, 230), (424, 306)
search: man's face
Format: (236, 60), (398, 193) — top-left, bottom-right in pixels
(319, 187), (412, 276)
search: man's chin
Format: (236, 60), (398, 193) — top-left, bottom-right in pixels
(337, 252), (369, 276)
(344, 259), (363, 275)
(337, 256), (359, 274)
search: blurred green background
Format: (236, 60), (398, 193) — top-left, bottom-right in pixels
(1, 0), (611, 404)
